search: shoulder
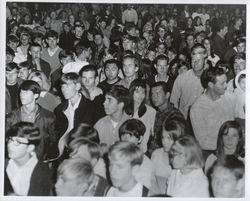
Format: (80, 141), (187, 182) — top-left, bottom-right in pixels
(95, 116), (109, 127)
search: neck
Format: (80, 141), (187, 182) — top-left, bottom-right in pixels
(217, 32), (225, 39)
(205, 89), (221, 101)
(125, 74), (137, 83)
(69, 93), (81, 107)
(157, 74), (168, 81)
(193, 69), (203, 78)
(14, 152), (32, 166)
(48, 46), (57, 51)
(22, 102), (37, 112)
(119, 178), (137, 192)
(133, 102), (141, 113)
(180, 168), (194, 175)
(110, 109), (124, 122)
(158, 100), (168, 112)
(107, 77), (119, 84)
(224, 147), (236, 155)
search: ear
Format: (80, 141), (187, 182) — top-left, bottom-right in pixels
(135, 66), (139, 73)
(138, 136), (143, 144)
(56, 39), (59, 43)
(118, 101), (125, 110)
(76, 82), (81, 91)
(131, 164), (141, 177)
(34, 93), (39, 100)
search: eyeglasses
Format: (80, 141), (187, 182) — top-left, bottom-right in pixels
(7, 137), (29, 146)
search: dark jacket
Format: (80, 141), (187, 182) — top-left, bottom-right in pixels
(5, 105), (57, 159)
(54, 94), (97, 141)
(4, 159), (52, 196)
(28, 58), (51, 78)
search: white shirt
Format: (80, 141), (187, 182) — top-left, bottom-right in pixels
(106, 182), (143, 197)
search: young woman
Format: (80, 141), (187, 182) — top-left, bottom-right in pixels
(127, 79), (156, 153)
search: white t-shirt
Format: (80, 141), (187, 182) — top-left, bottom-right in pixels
(106, 182), (143, 197)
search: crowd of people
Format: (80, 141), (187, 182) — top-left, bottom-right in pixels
(5, 2), (246, 197)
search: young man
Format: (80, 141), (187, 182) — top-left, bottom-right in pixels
(41, 30), (62, 74)
(190, 67), (235, 160)
(54, 73), (97, 158)
(28, 42), (51, 79)
(55, 158), (109, 196)
(170, 43), (206, 119)
(98, 59), (122, 94)
(6, 80), (56, 160)
(5, 122), (52, 196)
(106, 141), (148, 197)
(94, 85), (130, 146)
(93, 31), (106, 68)
(119, 119), (153, 189)
(17, 61), (32, 80)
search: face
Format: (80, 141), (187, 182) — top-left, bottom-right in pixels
(165, 36), (173, 46)
(236, 42), (246, 53)
(20, 89), (37, 105)
(7, 137), (29, 159)
(123, 58), (138, 78)
(30, 46), (41, 59)
(61, 80), (80, 100)
(212, 167), (238, 197)
(137, 40), (147, 51)
(6, 54), (14, 64)
(75, 27), (84, 38)
(8, 41), (19, 52)
(81, 71), (96, 90)
(60, 56), (73, 66)
(20, 35), (29, 46)
(186, 35), (194, 47)
(50, 11), (57, 19)
(46, 37), (58, 49)
(203, 39), (211, 51)
(6, 69), (18, 85)
(223, 128), (239, 153)
(191, 53), (205, 72)
(178, 65), (188, 75)
(109, 154), (135, 188)
(170, 142), (186, 169)
(133, 86), (145, 105)
(105, 63), (119, 81)
(238, 78), (245, 91)
(94, 35), (103, 46)
(147, 51), (156, 61)
(157, 44), (166, 54)
(122, 39), (133, 51)
(18, 68), (30, 80)
(234, 58), (245, 75)
(158, 28), (165, 38)
(55, 171), (88, 196)
(212, 74), (227, 96)
(128, 28), (136, 36)
(161, 130), (174, 152)
(103, 94), (120, 115)
(151, 86), (167, 108)
(155, 59), (168, 75)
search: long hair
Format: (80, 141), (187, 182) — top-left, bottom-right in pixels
(127, 79), (147, 118)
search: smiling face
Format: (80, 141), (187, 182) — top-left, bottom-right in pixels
(161, 130), (174, 152)
(223, 128), (239, 154)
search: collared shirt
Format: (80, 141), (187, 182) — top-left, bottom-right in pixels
(94, 113), (130, 146)
(190, 92), (235, 150)
(21, 105), (38, 123)
(170, 69), (204, 119)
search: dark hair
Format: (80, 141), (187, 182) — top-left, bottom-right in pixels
(127, 79), (147, 117)
(119, 119), (146, 141)
(104, 59), (120, 70)
(31, 32), (44, 43)
(6, 62), (19, 71)
(154, 54), (169, 64)
(200, 67), (226, 89)
(58, 49), (74, 60)
(19, 80), (41, 95)
(29, 42), (42, 51)
(7, 34), (19, 43)
(151, 81), (172, 94)
(59, 72), (81, 85)
(18, 61), (32, 70)
(191, 43), (206, 55)
(6, 46), (15, 56)
(45, 30), (58, 39)
(106, 85), (130, 109)
(79, 65), (98, 77)
(6, 122), (41, 146)
(73, 44), (90, 56)
(217, 121), (244, 158)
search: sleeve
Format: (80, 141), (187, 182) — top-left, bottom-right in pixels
(170, 77), (181, 109)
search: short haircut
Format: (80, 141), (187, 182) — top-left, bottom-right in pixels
(69, 137), (101, 160)
(31, 32), (44, 42)
(200, 67), (226, 89)
(57, 158), (94, 184)
(68, 123), (100, 144)
(217, 120), (244, 158)
(18, 61), (32, 70)
(212, 155), (244, 180)
(109, 141), (143, 166)
(59, 72), (81, 85)
(19, 80), (41, 95)
(171, 135), (204, 168)
(79, 65), (98, 77)
(94, 30), (103, 38)
(6, 62), (19, 72)
(7, 34), (19, 43)
(217, 20), (227, 32)
(151, 81), (172, 94)
(233, 52), (246, 62)
(191, 43), (206, 55)
(122, 53), (139, 67)
(74, 44), (90, 56)
(104, 59), (120, 70)
(155, 54), (169, 64)
(29, 42), (42, 50)
(45, 30), (58, 39)
(6, 46), (15, 56)
(119, 119), (146, 140)
(58, 49), (74, 60)
(106, 85), (130, 107)
(6, 122), (41, 146)
(234, 37), (246, 47)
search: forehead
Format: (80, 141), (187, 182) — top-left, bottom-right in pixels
(81, 70), (96, 77)
(123, 58), (135, 64)
(105, 94), (117, 101)
(106, 63), (118, 69)
(109, 152), (131, 164)
(215, 74), (227, 83)
(152, 85), (164, 93)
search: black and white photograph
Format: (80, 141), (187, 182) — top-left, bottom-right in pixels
(1, 0), (248, 200)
